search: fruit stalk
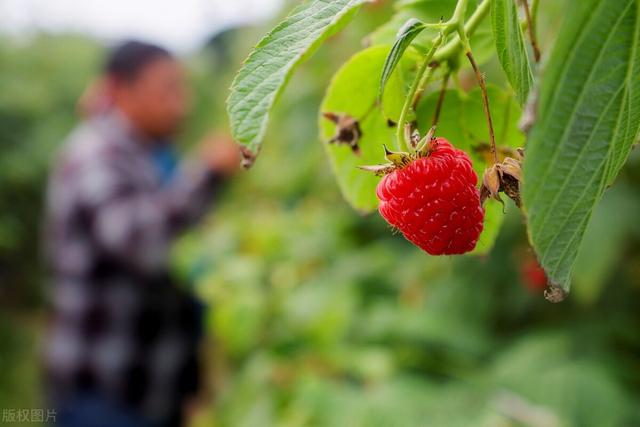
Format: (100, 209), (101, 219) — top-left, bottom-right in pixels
(521, 0), (541, 62)
(466, 50), (498, 165)
(531, 0), (539, 31)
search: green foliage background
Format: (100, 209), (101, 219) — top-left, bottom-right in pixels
(1, 2), (640, 426)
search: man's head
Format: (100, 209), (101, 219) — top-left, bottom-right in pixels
(105, 41), (188, 139)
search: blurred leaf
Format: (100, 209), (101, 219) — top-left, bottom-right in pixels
(282, 280), (356, 346)
(572, 185), (640, 304)
(473, 199), (505, 255)
(491, 333), (629, 427)
(522, 0), (640, 293)
(227, 0), (366, 159)
(319, 45), (414, 212)
(491, 0), (533, 105)
(379, 18), (426, 100)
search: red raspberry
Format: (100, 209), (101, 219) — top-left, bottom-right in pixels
(376, 138), (484, 255)
(520, 258), (547, 292)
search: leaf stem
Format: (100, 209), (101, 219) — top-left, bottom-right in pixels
(466, 50), (498, 165)
(521, 0), (541, 62)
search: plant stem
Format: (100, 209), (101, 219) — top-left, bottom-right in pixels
(433, 0), (490, 63)
(466, 50), (498, 165)
(451, 0), (470, 24)
(432, 73), (450, 126)
(412, 65), (436, 108)
(521, 0), (541, 62)
(531, 0), (539, 30)
(396, 35), (443, 150)
(395, 0), (490, 151)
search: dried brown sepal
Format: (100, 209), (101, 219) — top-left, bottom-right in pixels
(415, 126), (437, 156)
(410, 129), (421, 149)
(480, 165), (503, 205)
(239, 145), (257, 169)
(473, 143), (518, 164)
(544, 285), (567, 303)
(479, 151), (524, 207)
(357, 163), (397, 176)
(501, 157), (522, 180)
(404, 123), (413, 148)
(323, 112), (362, 155)
(501, 174), (521, 207)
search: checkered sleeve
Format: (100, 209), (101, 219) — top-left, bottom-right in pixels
(76, 156), (223, 273)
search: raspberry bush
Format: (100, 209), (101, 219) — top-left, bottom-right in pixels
(227, 0), (640, 301)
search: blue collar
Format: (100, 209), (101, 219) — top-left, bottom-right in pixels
(150, 143), (179, 186)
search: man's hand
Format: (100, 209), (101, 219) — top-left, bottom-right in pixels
(201, 134), (242, 177)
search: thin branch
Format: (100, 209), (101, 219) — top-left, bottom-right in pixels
(432, 73), (450, 127)
(466, 51), (498, 165)
(521, 0), (541, 62)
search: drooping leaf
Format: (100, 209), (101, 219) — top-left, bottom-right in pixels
(490, 0), (534, 106)
(381, 47), (421, 122)
(319, 46), (416, 213)
(417, 86), (525, 255)
(368, 0), (455, 48)
(227, 0), (367, 163)
(522, 0), (640, 294)
(379, 18), (427, 100)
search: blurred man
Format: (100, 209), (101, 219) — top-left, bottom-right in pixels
(44, 41), (240, 427)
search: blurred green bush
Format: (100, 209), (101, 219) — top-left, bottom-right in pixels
(0, 35), (101, 305)
(1, 3), (640, 426)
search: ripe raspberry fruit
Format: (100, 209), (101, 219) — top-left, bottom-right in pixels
(520, 257), (547, 293)
(376, 138), (484, 255)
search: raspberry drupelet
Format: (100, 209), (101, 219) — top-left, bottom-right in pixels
(376, 138), (484, 255)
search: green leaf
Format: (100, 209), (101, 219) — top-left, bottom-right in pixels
(319, 46), (415, 212)
(490, 0), (534, 105)
(227, 0), (366, 162)
(379, 18), (427, 100)
(417, 86), (525, 254)
(380, 48), (421, 123)
(522, 0), (640, 294)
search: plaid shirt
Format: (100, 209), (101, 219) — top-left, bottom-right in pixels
(44, 111), (222, 426)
